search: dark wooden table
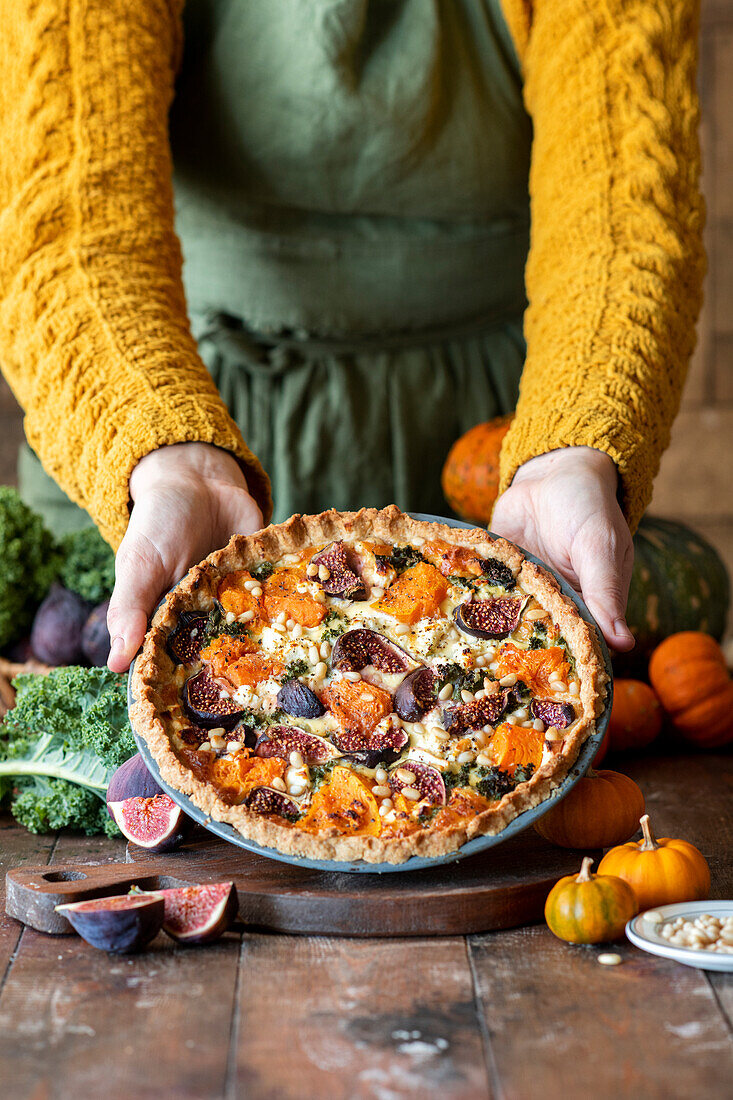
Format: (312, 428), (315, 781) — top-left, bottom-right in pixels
(0, 752), (731, 1100)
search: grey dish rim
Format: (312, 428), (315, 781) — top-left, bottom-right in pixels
(127, 513), (613, 875)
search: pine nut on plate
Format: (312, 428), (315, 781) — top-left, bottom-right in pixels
(626, 903), (733, 971)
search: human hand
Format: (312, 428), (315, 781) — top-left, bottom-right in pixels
(107, 443), (264, 672)
(490, 447), (635, 652)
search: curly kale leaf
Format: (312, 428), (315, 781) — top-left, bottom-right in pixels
(59, 526), (116, 605)
(282, 659), (310, 683)
(443, 762), (474, 793)
(513, 763), (535, 785)
(375, 545), (425, 574)
(435, 662), (485, 700)
(250, 562), (275, 582)
(0, 487), (62, 647)
(479, 557), (515, 590)
(321, 608), (347, 642)
(204, 601), (251, 643)
(475, 766), (515, 802)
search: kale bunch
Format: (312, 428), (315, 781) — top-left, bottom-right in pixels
(0, 487), (63, 647)
(0, 666), (135, 835)
(59, 527), (116, 605)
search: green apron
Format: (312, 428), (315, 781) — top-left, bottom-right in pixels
(20, 0), (532, 532)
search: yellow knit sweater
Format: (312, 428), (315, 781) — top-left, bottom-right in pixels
(0, 0), (703, 547)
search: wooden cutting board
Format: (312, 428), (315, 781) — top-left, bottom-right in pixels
(6, 830), (595, 937)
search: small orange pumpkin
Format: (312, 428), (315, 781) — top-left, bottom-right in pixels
(544, 857), (638, 944)
(535, 769), (645, 850)
(649, 632), (733, 748)
(598, 813), (711, 910)
(441, 414), (513, 524)
(608, 680), (664, 752)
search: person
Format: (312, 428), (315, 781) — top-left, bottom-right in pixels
(0, 1), (703, 673)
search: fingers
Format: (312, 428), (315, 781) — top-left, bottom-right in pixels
(572, 516), (635, 652)
(107, 530), (166, 673)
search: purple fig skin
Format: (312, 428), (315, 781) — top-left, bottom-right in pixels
(30, 583), (91, 665)
(159, 882), (239, 946)
(106, 754), (163, 805)
(276, 680), (325, 719)
(530, 699), (575, 729)
(394, 668), (437, 722)
(56, 894), (164, 954)
(81, 598), (111, 666)
(166, 611), (209, 665)
(332, 725), (409, 768)
(108, 795), (193, 853)
(246, 786), (302, 819)
(453, 597), (523, 640)
(310, 542), (367, 600)
(331, 628), (412, 675)
(255, 725), (340, 764)
(389, 761), (447, 805)
(182, 668), (245, 729)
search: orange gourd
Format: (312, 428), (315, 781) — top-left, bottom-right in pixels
(544, 857), (638, 944)
(649, 632), (733, 748)
(608, 679), (664, 752)
(535, 769), (645, 850)
(441, 414), (514, 524)
(598, 814), (711, 910)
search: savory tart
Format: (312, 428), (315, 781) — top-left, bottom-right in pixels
(130, 507), (608, 864)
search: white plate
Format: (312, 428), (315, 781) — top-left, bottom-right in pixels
(626, 901), (733, 971)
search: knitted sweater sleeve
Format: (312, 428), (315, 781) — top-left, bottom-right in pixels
(0, 0), (272, 548)
(498, 0), (705, 532)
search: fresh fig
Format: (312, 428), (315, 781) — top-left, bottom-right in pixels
(443, 690), (509, 734)
(55, 893), (164, 954)
(166, 611), (209, 665)
(389, 760), (447, 805)
(255, 725), (340, 764)
(81, 598), (111, 666)
(158, 882), (238, 946)
(107, 794), (192, 852)
(276, 679), (325, 718)
(30, 583), (91, 665)
(480, 557), (516, 589)
(453, 597), (523, 639)
(310, 542), (367, 600)
(530, 699), (575, 729)
(394, 667), (437, 722)
(182, 668), (245, 729)
(332, 724), (409, 768)
(331, 628), (412, 674)
(246, 786), (302, 819)
(106, 754), (163, 805)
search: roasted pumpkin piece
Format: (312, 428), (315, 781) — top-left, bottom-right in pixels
(192, 754), (286, 805)
(422, 539), (483, 578)
(300, 766), (381, 836)
(488, 723), (544, 774)
(430, 788), (492, 830)
(263, 568), (326, 627)
(373, 562), (449, 624)
(200, 635), (282, 688)
(217, 570), (264, 620)
(322, 678), (394, 736)
(495, 643), (570, 695)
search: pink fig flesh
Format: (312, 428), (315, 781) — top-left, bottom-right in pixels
(108, 794), (191, 852)
(159, 882), (238, 945)
(55, 893), (164, 953)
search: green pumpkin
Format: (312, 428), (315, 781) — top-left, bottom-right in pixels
(618, 516), (730, 675)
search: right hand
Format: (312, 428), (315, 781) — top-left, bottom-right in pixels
(107, 443), (264, 673)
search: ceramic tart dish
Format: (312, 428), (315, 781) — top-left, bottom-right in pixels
(129, 507), (609, 866)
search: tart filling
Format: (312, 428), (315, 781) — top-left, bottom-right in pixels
(130, 507), (608, 864)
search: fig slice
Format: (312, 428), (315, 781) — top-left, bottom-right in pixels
(246, 786), (303, 819)
(394, 667), (437, 722)
(331, 628), (413, 675)
(442, 690), (509, 735)
(276, 680), (325, 719)
(158, 882), (238, 946)
(166, 611), (209, 665)
(55, 893), (164, 954)
(310, 541), (367, 600)
(453, 597), (523, 640)
(106, 753), (163, 805)
(388, 760), (447, 805)
(530, 699), (575, 729)
(107, 794), (192, 853)
(479, 557), (516, 589)
(182, 668), (245, 729)
(254, 725), (341, 764)
(331, 725), (409, 768)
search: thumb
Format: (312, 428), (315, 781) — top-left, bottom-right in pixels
(573, 521), (635, 653)
(107, 532), (167, 673)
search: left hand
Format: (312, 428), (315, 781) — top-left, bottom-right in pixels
(490, 447), (635, 652)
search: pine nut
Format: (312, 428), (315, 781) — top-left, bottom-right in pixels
(272, 777), (287, 792)
(241, 610), (255, 622)
(533, 718), (545, 732)
(432, 728), (450, 741)
(319, 641), (331, 659)
(344, 670), (361, 682)
(525, 607), (547, 621)
(371, 586), (385, 599)
(308, 645), (320, 664)
(227, 741), (241, 754)
(379, 802), (393, 816)
(506, 715), (519, 726)
(289, 784), (306, 797)
(550, 680), (567, 693)
(474, 655), (487, 667)
(372, 785), (391, 798)
(438, 684), (454, 701)
(476, 752), (492, 766)
(394, 624), (410, 636)
(545, 726), (563, 741)
(244, 579), (257, 591)
(306, 563), (319, 578)
(395, 768), (416, 784)
(198, 742), (212, 753)
(362, 691), (375, 702)
(286, 618), (296, 630)
(225, 611), (236, 625)
(474, 730), (489, 747)
(314, 661), (328, 680)
(569, 681), (580, 696)
(276, 611), (287, 625)
(375, 767), (388, 784)
(314, 590), (327, 604)
(457, 750), (475, 764)
(272, 622), (287, 634)
(251, 586), (263, 599)
(514, 707), (529, 720)
(401, 786), (420, 800)
(499, 673), (518, 687)
(318, 564), (331, 581)
(412, 536), (425, 546)
(210, 734), (226, 750)
(597, 953), (622, 966)
(461, 689), (475, 704)
(292, 623), (303, 638)
(289, 751), (304, 768)
(412, 722), (427, 736)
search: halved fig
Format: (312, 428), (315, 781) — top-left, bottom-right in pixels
(443, 690), (509, 735)
(106, 753), (162, 805)
(107, 794), (192, 852)
(166, 611), (209, 665)
(159, 882), (238, 946)
(182, 668), (245, 729)
(276, 679), (325, 718)
(254, 725), (341, 764)
(530, 699), (575, 729)
(388, 760), (447, 805)
(453, 597), (523, 639)
(480, 557), (516, 589)
(331, 628), (412, 674)
(55, 893), (164, 954)
(246, 786), (302, 819)
(331, 724), (409, 768)
(394, 667), (437, 722)
(310, 542), (367, 600)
